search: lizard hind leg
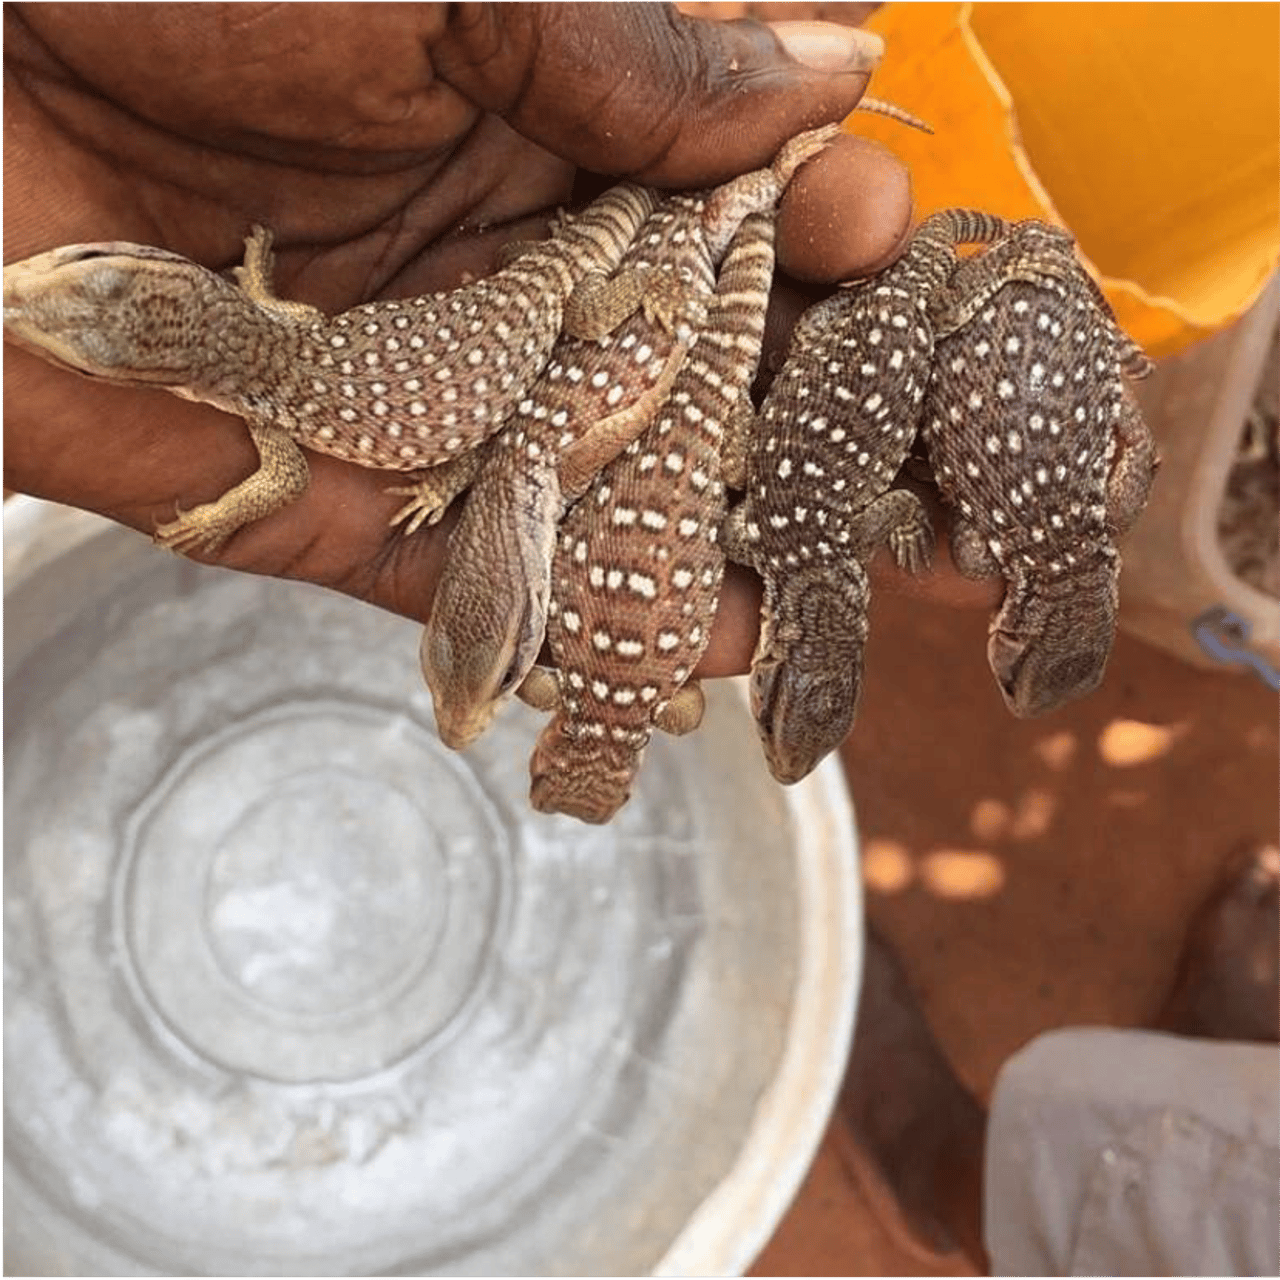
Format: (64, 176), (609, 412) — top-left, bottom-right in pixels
(562, 266), (708, 343)
(557, 341), (690, 498)
(517, 666), (560, 712)
(654, 683), (705, 736)
(771, 123), (843, 185)
(931, 228), (1082, 337)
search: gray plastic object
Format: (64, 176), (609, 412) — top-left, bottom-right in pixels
(1119, 273), (1279, 682)
(3, 495), (862, 1278)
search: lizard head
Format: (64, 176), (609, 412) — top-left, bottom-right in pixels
(750, 562), (871, 786)
(420, 470), (559, 750)
(421, 585), (546, 751)
(989, 559), (1119, 717)
(3, 243), (232, 387)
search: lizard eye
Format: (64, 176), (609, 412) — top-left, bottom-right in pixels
(497, 660), (525, 696)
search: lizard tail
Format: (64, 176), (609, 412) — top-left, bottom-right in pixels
(916, 207), (1011, 247)
(853, 96), (934, 135)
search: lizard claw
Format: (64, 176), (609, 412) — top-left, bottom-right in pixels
(153, 505), (232, 557)
(890, 524), (934, 574)
(387, 488), (450, 536)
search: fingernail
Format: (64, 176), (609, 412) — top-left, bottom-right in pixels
(772, 21), (884, 74)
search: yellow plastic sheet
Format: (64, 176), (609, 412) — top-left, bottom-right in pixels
(849, 2), (1280, 358)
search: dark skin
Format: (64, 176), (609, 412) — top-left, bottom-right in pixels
(3, 3), (998, 677)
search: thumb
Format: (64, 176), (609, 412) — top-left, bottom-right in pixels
(431, 4), (884, 186)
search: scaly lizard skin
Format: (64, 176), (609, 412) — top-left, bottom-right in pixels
(923, 222), (1158, 717)
(521, 209), (777, 823)
(721, 209), (1087, 784)
(421, 124), (839, 750)
(1, 183), (658, 553)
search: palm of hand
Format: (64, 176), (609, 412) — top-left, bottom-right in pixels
(4, 3), (932, 671)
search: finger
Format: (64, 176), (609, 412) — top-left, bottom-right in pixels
(776, 134), (913, 284)
(431, 5), (885, 186)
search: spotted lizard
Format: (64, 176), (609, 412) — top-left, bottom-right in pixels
(721, 208), (1103, 784)
(519, 208), (777, 823)
(1, 182), (661, 553)
(420, 124), (840, 751)
(922, 220), (1158, 717)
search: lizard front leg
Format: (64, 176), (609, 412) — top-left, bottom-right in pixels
(232, 226), (327, 324)
(1106, 388), (1160, 535)
(387, 443), (491, 534)
(154, 415), (310, 555)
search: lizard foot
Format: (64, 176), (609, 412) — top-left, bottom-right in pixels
(563, 265), (707, 343)
(153, 503), (243, 557)
(654, 683), (705, 736)
(387, 486), (453, 535)
(637, 270), (709, 342)
(890, 520), (934, 574)
(517, 666), (560, 712)
(848, 489), (934, 571)
(387, 451), (486, 534)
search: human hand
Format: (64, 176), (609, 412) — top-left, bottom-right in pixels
(3, 2), (991, 678)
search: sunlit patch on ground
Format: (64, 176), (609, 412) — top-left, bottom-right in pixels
(970, 798), (1011, 841)
(1098, 718), (1184, 766)
(919, 848), (1005, 899)
(1010, 788), (1056, 838)
(861, 836), (913, 894)
(1034, 730), (1077, 770)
